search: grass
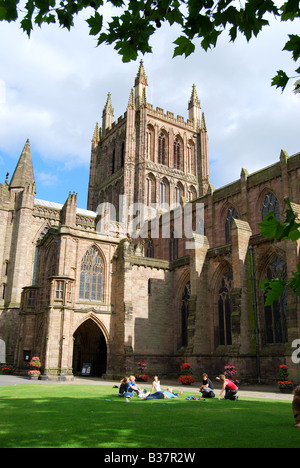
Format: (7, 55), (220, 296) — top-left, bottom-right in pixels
(0, 383), (298, 448)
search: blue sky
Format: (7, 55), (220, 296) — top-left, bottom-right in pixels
(0, 8), (299, 210)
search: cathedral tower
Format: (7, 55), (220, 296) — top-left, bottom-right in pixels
(87, 62), (210, 218)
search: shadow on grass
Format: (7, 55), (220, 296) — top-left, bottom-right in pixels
(0, 385), (298, 448)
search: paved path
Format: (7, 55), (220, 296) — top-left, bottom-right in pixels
(0, 375), (294, 401)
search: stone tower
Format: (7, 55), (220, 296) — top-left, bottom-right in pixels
(87, 61), (210, 218)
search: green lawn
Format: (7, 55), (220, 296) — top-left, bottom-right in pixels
(0, 384), (298, 448)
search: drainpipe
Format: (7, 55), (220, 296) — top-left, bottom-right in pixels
(249, 245), (261, 384)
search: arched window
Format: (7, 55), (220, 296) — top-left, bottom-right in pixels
(218, 269), (233, 346)
(174, 138), (181, 170)
(146, 125), (154, 161)
(79, 247), (103, 302)
(181, 281), (190, 347)
(225, 207), (239, 243)
(158, 132), (167, 165)
(147, 174), (156, 206)
(187, 140), (196, 175)
(174, 186), (180, 207)
(146, 239), (154, 258)
(261, 192), (280, 221)
(264, 257), (287, 344)
(112, 149), (115, 174)
(160, 181), (166, 207)
(121, 142), (125, 168)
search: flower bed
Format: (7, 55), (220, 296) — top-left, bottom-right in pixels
(0, 365), (13, 375)
(224, 364), (239, 385)
(178, 374), (195, 385)
(135, 360), (149, 382)
(277, 364), (293, 392)
(28, 355), (42, 379)
(178, 362), (195, 385)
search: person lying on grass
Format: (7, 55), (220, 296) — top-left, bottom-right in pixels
(140, 387), (182, 400)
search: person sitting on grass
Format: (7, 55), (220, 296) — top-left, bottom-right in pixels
(118, 377), (135, 398)
(216, 374), (238, 400)
(128, 375), (147, 397)
(199, 373), (215, 398)
(292, 386), (300, 428)
(150, 375), (162, 394)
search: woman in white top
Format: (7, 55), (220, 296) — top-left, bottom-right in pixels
(150, 376), (161, 394)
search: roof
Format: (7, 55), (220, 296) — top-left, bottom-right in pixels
(34, 198), (97, 218)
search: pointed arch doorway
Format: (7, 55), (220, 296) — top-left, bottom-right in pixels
(72, 318), (107, 377)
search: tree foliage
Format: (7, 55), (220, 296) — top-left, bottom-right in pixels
(259, 199), (300, 305)
(0, 0), (300, 91)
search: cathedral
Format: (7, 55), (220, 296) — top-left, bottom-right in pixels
(0, 62), (299, 384)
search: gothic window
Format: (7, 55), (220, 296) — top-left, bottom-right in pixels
(147, 174), (156, 206)
(112, 149), (115, 174)
(261, 192), (280, 221)
(169, 230), (178, 261)
(160, 178), (169, 208)
(188, 186), (197, 202)
(79, 247), (103, 302)
(225, 207), (239, 244)
(174, 186), (180, 207)
(187, 140), (196, 175)
(218, 270), (233, 346)
(158, 133), (167, 165)
(121, 142), (125, 168)
(47, 245), (58, 278)
(160, 181), (166, 207)
(181, 281), (190, 347)
(146, 125), (154, 161)
(174, 183), (184, 207)
(264, 257), (287, 344)
(174, 138), (181, 170)
(146, 239), (154, 258)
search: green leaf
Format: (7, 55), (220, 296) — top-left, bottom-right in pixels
(86, 11), (103, 36)
(0, 0), (19, 22)
(260, 277), (286, 306)
(258, 211), (283, 239)
(281, 0), (300, 21)
(259, 202), (300, 242)
(0, 6), (7, 19)
(271, 69), (290, 91)
(283, 34), (300, 62)
(21, 16), (33, 34)
(289, 264), (300, 296)
(173, 35), (195, 58)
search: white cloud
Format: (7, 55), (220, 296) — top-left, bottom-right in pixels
(36, 171), (59, 187)
(0, 79), (6, 106)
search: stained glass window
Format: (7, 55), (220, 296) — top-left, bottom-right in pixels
(261, 192), (280, 221)
(79, 247), (103, 302)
